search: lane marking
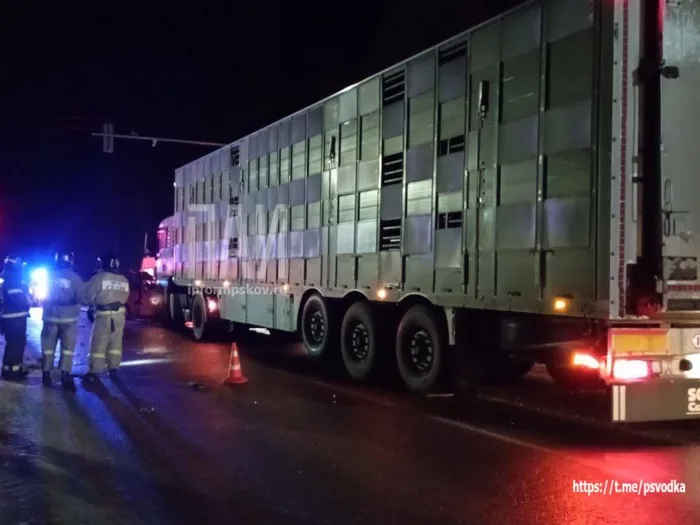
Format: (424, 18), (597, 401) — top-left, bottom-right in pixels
(302, 375), (679, 482)
(428, 415), (677, 482)
(429, 415), (553, 454)
(120, 358), (172, 367)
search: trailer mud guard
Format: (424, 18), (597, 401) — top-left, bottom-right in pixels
(611, 380), (700, 422)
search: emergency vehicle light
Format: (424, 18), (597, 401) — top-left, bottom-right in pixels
(30, 267), (48, 301)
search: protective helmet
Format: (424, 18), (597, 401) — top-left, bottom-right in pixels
(98, 252), (120, 271)
(55, 250), (75, 268)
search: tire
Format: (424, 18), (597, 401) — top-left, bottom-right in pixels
(191, 294), (207, 341)
(300, 294), (332, 360)
(168, 290), (184, 327)
(340, 301), (380, 382)
(395, 305), (447, 394)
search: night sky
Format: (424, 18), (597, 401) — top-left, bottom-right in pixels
(0, 0), (518, 274)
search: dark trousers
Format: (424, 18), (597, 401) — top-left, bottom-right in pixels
(2, 316), (27, 369)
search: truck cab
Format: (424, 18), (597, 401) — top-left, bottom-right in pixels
(141, 216), (176, 284)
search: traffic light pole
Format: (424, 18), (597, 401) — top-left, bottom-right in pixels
(93, 122), (226, 153)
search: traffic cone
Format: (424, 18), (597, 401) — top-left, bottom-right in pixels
(224, 342), (248, 385)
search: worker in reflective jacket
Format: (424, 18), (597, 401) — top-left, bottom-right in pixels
(83, 252), (129, 381)
(1, 256), (31, 381)
(41, 251), (84, 390)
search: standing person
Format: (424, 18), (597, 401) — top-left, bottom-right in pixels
(41, 251), (84, 390)
(0, 256), (31, 381)
(83, 252), (129, 381)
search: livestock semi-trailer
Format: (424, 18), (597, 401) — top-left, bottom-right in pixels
(149, 0), (700, 422)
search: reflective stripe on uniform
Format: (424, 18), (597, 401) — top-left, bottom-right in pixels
(107, 349), (122, 355)
(91, 353), (106, 359)
(43, 317), (79, 323)
(2, 364), (22, 372)
(43, 350), (55, 355)
(61, 350), (74, 356)
(94, 308), (126, 317)
(1, 312), (28, 319)
(6, 289), (23, 294)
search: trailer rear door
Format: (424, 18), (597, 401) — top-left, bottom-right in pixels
(660, 1), (700, 311)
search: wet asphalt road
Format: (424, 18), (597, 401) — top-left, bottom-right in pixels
(1, 308), (700, 525)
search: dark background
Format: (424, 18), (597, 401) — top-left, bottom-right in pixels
(0, 0), (518, 273)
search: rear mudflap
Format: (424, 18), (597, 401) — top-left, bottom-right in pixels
(611, 379), (700, 422)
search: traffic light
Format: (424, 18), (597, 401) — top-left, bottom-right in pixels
(103, 122), (114, 153)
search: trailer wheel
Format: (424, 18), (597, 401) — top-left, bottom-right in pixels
(396, 305), (446, 394)
(168, 291), (184, 327)
(300, 294), (332, 360)
(191, 294), (207, 341)
(340, 301), (380, 382)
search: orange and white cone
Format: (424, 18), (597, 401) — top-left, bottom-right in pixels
(224, 342), (248, 385)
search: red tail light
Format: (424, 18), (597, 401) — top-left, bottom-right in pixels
(612, 359), (650, 381)
(572, 352), (600, 370)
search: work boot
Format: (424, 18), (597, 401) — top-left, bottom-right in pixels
(42, 371), (52, 387)
(2, 368), (27, 382)
(108, 369), (119, 380)
(61, 371), (76, 392)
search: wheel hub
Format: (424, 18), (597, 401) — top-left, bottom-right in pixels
(349, 322), (370, 362)
(308, 310), (325, 344)
(407, 330), (433, 375)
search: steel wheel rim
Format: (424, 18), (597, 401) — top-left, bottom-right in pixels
(347, 321), (370, 362)
(405, 329), (434, 375)
(307, 309), (326, 346)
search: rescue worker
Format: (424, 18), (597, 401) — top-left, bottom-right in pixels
(41, 251), (84, 390)
(0, 256), (31, 381)
(83, 252), (129, 381)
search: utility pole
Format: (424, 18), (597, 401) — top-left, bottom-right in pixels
(94, 122), (226, 153)
(102, 122), (114, 153)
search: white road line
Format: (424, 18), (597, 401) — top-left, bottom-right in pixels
(303, 376), (671, 482)
(429, 415), (554, 454)
(428, 415), (680, 482)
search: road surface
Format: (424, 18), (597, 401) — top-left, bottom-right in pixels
(1, 308), (699, 524)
